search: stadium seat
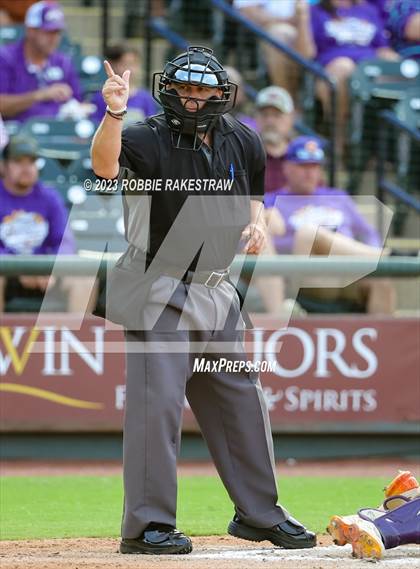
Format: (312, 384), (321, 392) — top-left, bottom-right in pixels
(391, 90), (420, 234)
(347, 58), (420, 193)
(65, 154), (100, 209)
(3, 120), (20, 137)
(58, 35), (82, 59)
(4, 276), (68, 313)
(395, 88), (420, 130)
(67, 152), (122, 200)
(35, 156), (71, 208)
(66, 153), (96, 185)
(45, 153), (106, 210)
(0, 24), (23, 45)
(20, 117), (95, 160)
(36, 156), (67, 185)
(5, 292), (67, 313)
(69, 193), (126, 253)
(75, 55), (107, 96)
(297, 291), (366, 314)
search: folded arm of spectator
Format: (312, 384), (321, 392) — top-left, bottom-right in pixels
(0, 91), (40, 119)
(371, 9), (400, 60)
(376, 46), (400, 60)
(18, 275), (55, 291)
(404, 12), (420, 41)
(0, 84), (73, 119)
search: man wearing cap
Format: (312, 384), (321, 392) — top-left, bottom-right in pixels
(265, 136), (396, 314)
(0, 135), (93, 313)
(0, 1), (82, 123)
(255, 86), (295, 195)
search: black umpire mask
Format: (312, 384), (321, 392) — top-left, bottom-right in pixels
(153, 46), (237, 151)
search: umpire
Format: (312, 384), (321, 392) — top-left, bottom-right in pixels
(91, 46), (316, 555)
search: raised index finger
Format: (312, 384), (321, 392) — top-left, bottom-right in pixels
(104, 60), (116, 78)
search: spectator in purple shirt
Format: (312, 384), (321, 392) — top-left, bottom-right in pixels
(311, 0), (399, 154)
(0, 135), (96, 313)
(265, 137), (396, 313)
(367, 0), (389, 22)
(0, 1), (82, 123)
(90, 43), (157, 125)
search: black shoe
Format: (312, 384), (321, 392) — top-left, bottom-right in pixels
(228, 515), (316, 549)
(120, 524), (193, 555)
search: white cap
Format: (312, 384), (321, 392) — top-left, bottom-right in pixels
(256, 86), (294, 114)
(25, 1), (65, 31)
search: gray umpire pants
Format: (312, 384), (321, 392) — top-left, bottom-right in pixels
(121, 274), (289, 538)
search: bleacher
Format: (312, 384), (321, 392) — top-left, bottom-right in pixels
(0, 0), (419, 315)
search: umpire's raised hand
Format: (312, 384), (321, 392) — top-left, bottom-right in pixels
(91, 61), (131, 179)
(102, 60), (130, 111)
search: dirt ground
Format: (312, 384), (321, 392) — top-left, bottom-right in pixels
(1, 458), (419, 569)
(0, 536), (419, 569)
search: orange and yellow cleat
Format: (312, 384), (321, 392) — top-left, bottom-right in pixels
(327, 470), (419, 547)
(347, 519), (385, 560)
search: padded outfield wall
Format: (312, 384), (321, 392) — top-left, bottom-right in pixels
(1, 315), (418, 449)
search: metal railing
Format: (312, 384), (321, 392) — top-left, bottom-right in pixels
(209, 0), (337, 186)
(143, 0), (337, 186)
(148, 16), (189, 52)
(101, 0), (109, 56)
(1, 255), (419, 279)
(377, 110), (420, 236)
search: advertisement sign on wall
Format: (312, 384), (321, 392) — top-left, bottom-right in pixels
(1, 315), (418, 432)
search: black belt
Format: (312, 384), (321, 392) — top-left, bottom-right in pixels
(128, 246), (230, 289)
(163, 267), (230, 289)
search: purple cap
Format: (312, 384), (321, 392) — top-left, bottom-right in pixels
(285, 136), (325, 164)
(25, 1), (65, 31)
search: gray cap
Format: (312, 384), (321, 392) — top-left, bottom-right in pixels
(256, 86), (294, 114)
(4, 136), (39, 160)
